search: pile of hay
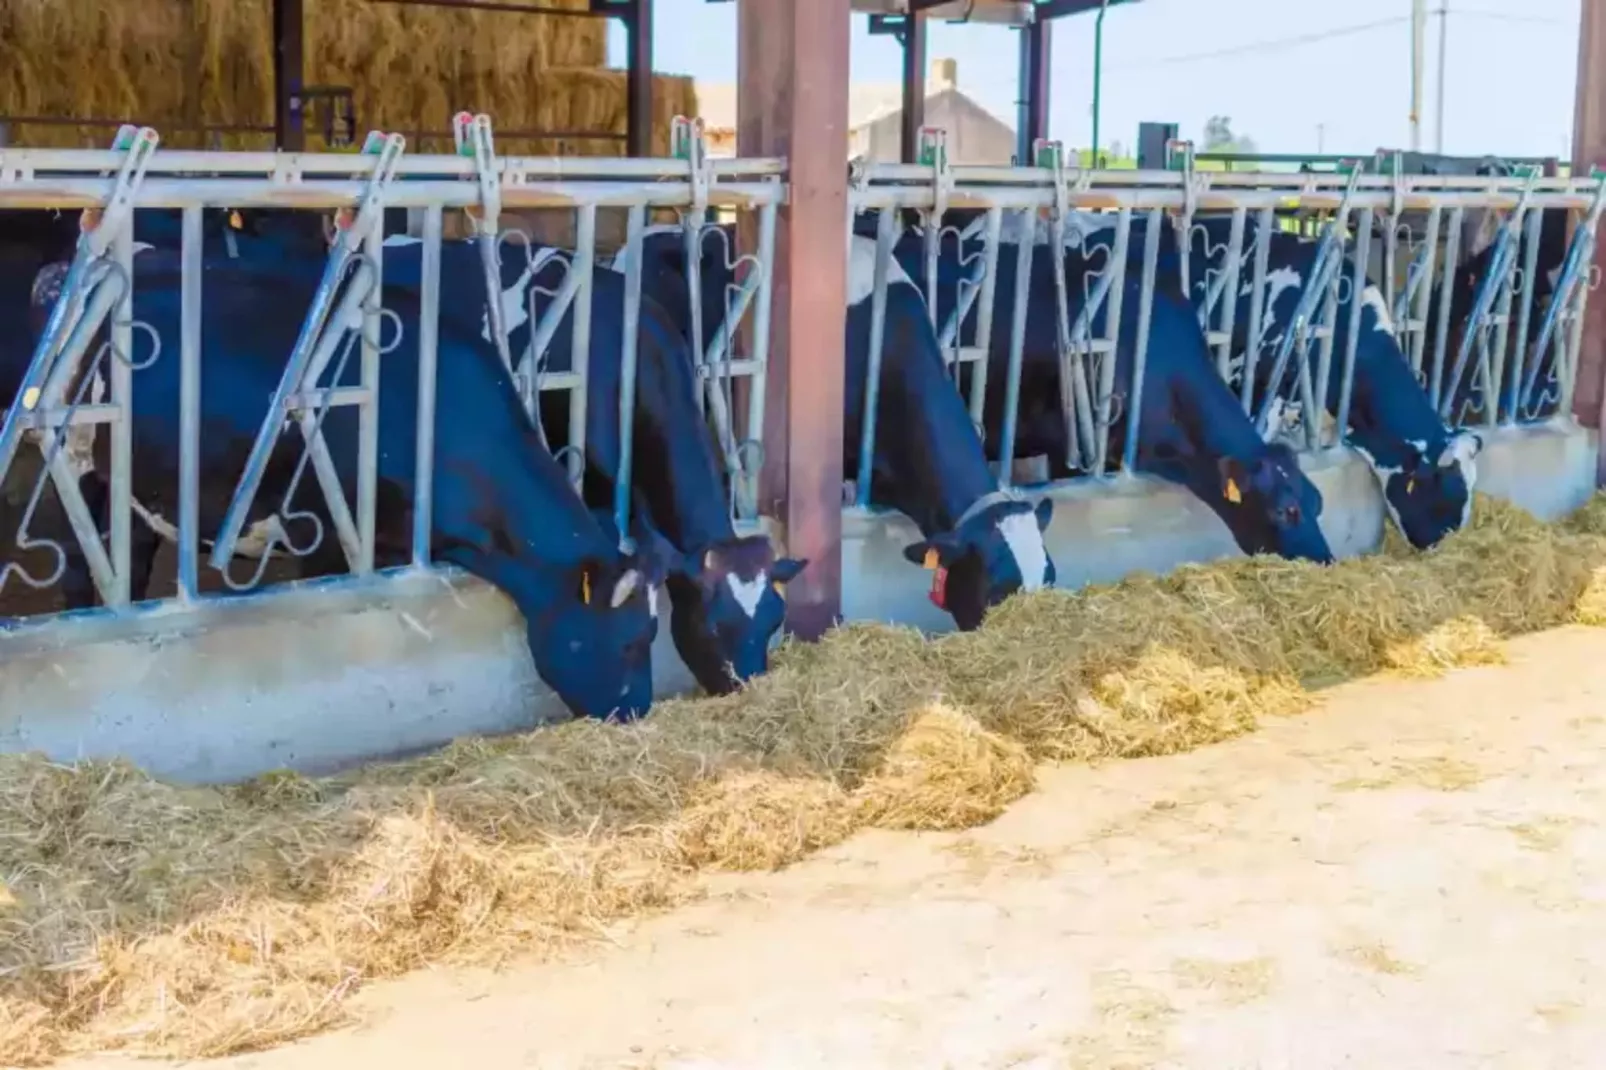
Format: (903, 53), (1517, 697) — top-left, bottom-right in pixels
(5, 491), (1606, 1064)
(0, 0), (695, 153)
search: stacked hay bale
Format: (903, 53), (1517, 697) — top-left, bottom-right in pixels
(0, 0), (696, 156)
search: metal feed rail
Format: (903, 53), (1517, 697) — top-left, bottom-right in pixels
(848, 147), (1606, 492)
(0, 120), (785, 612)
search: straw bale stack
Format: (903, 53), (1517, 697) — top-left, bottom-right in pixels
(0, 0), (694, 154)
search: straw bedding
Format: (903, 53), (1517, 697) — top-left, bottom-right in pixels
(4, 491), (1606, 1064)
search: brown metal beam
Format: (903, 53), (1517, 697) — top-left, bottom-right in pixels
(272, 0), (306, 151)
(1573, 0), (1606, 480)
(899, 12), (928, 163)
(739, 0), (850, 638)
(624, 0), (654, 156)
(368, 0), (614, 16)
(1016, 17), (1051, 164)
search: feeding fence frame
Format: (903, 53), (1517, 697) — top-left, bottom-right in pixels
(0, 116), (785, 616)
(848, 132), (1606, 495)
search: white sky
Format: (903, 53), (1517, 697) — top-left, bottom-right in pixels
(611, 0), (1581, 160)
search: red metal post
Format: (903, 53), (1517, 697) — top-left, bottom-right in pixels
(738, 0), (850, 638)
(1573, 0), (1606, 479)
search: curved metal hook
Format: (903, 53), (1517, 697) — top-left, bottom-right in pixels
(215, 320), (365, 592)
(495, 225), (540, 275)
(549, 442), (585, 476)
(372, 306), (405, 356)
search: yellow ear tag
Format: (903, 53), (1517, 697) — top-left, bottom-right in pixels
(1224, 478), (1242, 504)
(228, 210), (243, 230)
(21, 387), (39, 411)
(771, 580), (786, 598)
(581, 571), (592, 605)
(1406, 478), (1415, 494)
(923, 548), (939, 570)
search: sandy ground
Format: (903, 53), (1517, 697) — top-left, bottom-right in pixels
(66, 626), (1606, 1070)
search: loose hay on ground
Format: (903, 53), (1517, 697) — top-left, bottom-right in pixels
(854, 705), (1035, 830)
(5, 491), (1606, 1064)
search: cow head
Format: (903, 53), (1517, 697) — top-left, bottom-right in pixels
(1212, 443), (1335, 564)
(657, 532), (807, 694)
(901, 497), (1056, 630)
(521, 546), (668, 722)
(1361, 431), (1482, 549)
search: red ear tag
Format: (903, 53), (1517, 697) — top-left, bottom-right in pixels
(929, 566), (949, 609)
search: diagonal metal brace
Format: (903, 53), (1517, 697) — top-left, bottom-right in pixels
(208, 130), (405, 574)
(0, 125), (158, 494)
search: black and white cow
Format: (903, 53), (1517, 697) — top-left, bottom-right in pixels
(14, 205), (810, 697)
(619, 224), (1057, 631)
(854, 213), (1335, 564)
(368, 230), (809, 695)
(958, 208), (1482, 550)
(0, 229), (668, 722)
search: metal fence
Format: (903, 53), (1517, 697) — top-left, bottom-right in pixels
(848, 132), (1606, 494)
(0, 117), (783, 616)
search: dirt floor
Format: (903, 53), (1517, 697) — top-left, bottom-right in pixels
(62, 625), (1606, 1070)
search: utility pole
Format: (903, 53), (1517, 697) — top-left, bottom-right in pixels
(1435, 0), (1449, 154)
(1410, 0), (1426, 151)
(1317, 122), (1326, 154)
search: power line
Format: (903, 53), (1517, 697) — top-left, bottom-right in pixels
(1454, 8), (1566, 27)
(1127, 16), (1410, 68)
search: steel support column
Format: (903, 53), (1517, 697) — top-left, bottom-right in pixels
(1573, 0), (1606, 480)
(1017, 16), (1051, 163)
(272, 0), (306, 151)
(738, 0), (849, 637)
(624, 0), (654, 156)
(900, 12), (928, 163)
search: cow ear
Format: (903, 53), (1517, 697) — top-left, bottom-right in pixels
(770, 557), (808, 584)
(1033, 498), (1054, 532)
(1217, 456), (1250, 505)
(903, 533), (960, 568)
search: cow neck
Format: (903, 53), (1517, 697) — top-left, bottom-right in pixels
(1343, 334), (1450, 471)
(627, 296), (739, 558)
(866, 287), (999, 538)
(1168, 373), (1272, 493)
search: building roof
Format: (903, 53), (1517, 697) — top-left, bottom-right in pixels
(696, 59), (1009, 135)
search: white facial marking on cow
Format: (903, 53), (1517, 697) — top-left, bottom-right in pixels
(846, 234), (912, 307)
(481, 244), (564, 344)
(610, 568), (641, 609)
(647, 582), (659, 620)
(725, 569), (769, 620)
(997, 511), (1049, 592)
(1439, 433), (1480, 532)
(383, 235), (422, 248)
(1359, 284), (1394, 333)
(1458, 457), (1478, 531)
(1547, 264), (1563, 291)
(132, 241), (155, 255)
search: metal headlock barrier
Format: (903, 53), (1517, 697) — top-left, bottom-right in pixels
(0, 120), (785, 611)
(847, 134), (1606, 493)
